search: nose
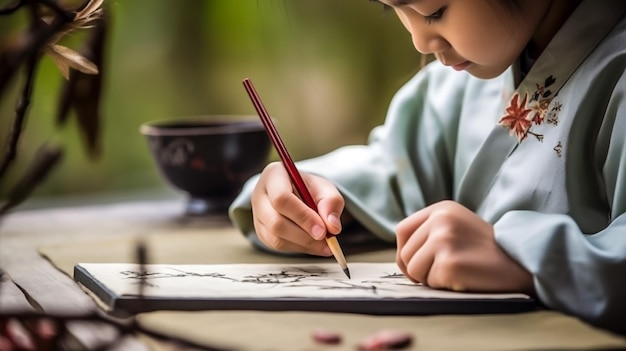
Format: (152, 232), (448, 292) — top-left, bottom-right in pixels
(398, 12), (449, 55)
(410, 27), (449, 55)
(395, 9), (450, 55)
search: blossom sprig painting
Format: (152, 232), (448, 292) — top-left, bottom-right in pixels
(499, 75), (561, 145)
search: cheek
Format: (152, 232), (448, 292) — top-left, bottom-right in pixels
(448, 2), (531, 65)
(452, 21), (525, 65)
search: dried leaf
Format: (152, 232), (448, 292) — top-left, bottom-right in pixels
(49, 44), (99, 74)
(46, 0), (105, 47)
(45, 44), (98, 78)
(44, 46), (70, 79)
(75, 0), (105, 21)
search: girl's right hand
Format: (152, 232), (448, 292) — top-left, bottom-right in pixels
(250, 162), (345, 256)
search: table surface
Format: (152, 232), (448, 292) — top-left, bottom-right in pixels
(2, 198), (626, 351)
(0, 197), (215, 350)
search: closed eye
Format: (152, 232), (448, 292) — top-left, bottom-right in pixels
(424, 7), (446, 24)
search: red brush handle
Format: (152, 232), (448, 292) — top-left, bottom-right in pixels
(242, 78), (317, 211)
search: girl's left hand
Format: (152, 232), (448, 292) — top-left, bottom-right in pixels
(395, 200), (534, 294)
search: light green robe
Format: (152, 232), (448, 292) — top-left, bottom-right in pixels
(230, 0), (626, 334)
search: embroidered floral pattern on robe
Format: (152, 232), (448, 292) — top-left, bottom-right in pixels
(498, 92), (533, 142)
(498, 75), (563, 156)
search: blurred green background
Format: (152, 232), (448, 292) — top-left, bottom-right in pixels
(0, 0), (420, 208)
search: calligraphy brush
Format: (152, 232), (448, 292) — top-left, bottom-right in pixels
(242, 78), (351, 279)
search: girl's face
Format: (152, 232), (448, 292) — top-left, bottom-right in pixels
(377, 0), (553, 79)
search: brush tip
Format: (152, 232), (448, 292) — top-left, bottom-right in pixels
(343, 268), (351, 279)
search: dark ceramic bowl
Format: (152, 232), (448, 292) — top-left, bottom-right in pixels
(140, 115), (271, 215)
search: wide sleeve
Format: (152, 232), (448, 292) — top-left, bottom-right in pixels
(494, 73), (626, 335)
(229, 62), (469, 249)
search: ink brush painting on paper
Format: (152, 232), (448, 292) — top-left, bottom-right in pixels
(74, 262), (537, 316)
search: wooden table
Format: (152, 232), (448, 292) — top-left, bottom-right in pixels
(0, 198), (211, 350)
(2, 198), (626, 351)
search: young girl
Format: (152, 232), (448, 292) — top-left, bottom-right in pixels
(229, 0), (626, 335)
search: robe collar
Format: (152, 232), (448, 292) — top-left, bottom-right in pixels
(456, 0), (626, 210)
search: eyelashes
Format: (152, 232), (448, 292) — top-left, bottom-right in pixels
(368, 0), (446, 24)
(424, 7), (446, 24)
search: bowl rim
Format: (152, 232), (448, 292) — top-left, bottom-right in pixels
(139, 115), (269, 136)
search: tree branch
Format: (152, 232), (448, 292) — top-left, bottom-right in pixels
(0, 0), (74, 183)
(0, 51), (39, 181)
(0, 144), (63, 216)
(0, 311), (234, 351)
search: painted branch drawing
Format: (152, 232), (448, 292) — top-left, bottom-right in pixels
(75, 262), (529, 301)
